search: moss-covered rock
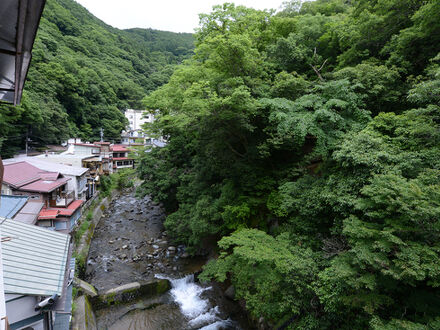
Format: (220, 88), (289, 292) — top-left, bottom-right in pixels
(91, 279), (171, 311)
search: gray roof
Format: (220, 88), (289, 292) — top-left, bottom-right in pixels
(0, 218), (70, 296)
(13, 201), (44, 225)
(0, 195), (28, 218)
(0, 0), (46, 104)
(4, 156), (88, 176)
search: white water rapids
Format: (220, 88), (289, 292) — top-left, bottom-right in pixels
(157, 274), (239, 329)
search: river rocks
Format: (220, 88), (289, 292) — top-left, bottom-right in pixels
(152, 244), (160, 249)
(167, 246), (176, 253)
(181, 252), (190, 259)
(109, 240), (114, 244)
(132, 255), (142, 262)
(122, 245), (128, 249)
(157, 240), (168, 247)
(224, 285), (235, 300)
(120, 254), (127, 259)
(146, 254), (153, 259)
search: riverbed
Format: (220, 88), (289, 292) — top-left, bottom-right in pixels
(85, 190), (251, 329)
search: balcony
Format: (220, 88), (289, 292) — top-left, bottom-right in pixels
(49, 190), (75, 207)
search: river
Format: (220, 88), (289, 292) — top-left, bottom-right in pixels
(85, 190), (251, 329)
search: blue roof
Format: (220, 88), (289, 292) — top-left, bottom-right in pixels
(0, 195), (29, 218)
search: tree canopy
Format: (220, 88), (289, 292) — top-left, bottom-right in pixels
(0, 0), (194, 157)
(137, 0), (440, 327)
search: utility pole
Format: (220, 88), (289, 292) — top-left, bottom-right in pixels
(25, 130), (28, 156)
(100, 128), (104, 142)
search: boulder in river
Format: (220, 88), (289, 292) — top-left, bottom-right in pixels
(225, 285), (235, 300)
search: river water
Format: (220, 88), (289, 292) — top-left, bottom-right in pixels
(85, 190), (250, 329)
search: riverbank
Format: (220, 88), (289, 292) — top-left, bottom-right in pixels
(72, 185), (251, 329)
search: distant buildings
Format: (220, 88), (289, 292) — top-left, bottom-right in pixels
(111, 144), (134, 171)
(122, 109), (167, 148)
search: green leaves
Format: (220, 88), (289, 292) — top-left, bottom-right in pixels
(201, 229), (318, 320)
(136, 0), (440, 327)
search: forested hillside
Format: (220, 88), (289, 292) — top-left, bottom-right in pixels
(138, 0), (440, 328)
(0, 0), (194, 156)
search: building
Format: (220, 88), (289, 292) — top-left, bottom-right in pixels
(0, 217), (73, 330)
(0, 195), (43, 225)
(122, 109), (156, 146)
(125, 109), (154, 131)
(4, 156), (91, 200)
(111, 144), (134, 171)
(1, 162), (83, 233)
(121, 129), (147, 145)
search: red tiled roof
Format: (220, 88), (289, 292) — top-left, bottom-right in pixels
(38, 209), (59, 220)
(57, 200), (83, 216)
(19, 177), (70, 193)
(3, 162), (44, 188)
(3, 162), (68, 193)
(94, 141), (110, 145)
(39, 172), (60, 180)
(73, 143), (98, 147)
(38, 200), (83, 219)
(111, 145), (129, 152)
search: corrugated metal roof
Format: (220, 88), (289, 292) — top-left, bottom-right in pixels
(0, 218), (70, 296)
(13, 201), (44, 225)
(0, 195), (28, 218)
(4, 157), (89, 176)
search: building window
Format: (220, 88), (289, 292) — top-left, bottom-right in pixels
(117, 161), (122, 166)
(39, 220), (53, 227)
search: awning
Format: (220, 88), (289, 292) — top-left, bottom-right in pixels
(0, 0), (46, 105)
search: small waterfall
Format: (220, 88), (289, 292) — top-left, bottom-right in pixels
(157, 274), (239, 329)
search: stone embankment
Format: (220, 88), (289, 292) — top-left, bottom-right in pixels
(72, 278), (170, 330)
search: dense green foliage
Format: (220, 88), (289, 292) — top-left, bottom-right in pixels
(0, 0), (194, 157)
(137, 0), (440, 327)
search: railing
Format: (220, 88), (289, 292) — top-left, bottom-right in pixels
(1, 316), (11, 330)
(49, 190), (75, 207)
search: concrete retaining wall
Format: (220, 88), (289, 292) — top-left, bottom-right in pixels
(90, 279), (171, 311)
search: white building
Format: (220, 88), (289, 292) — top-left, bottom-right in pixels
(125, 109), (154, 131)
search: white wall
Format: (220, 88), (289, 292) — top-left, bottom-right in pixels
(125, 109), (154, 131)
(5, 294), (42, 328)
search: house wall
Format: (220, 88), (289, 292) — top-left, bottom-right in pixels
(0, 183), (11, 195)
(10, 189), (45, 203)
(74, 145), (100, 156)
(6, 294), (45, 330)
(125, 109), (154, 131)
